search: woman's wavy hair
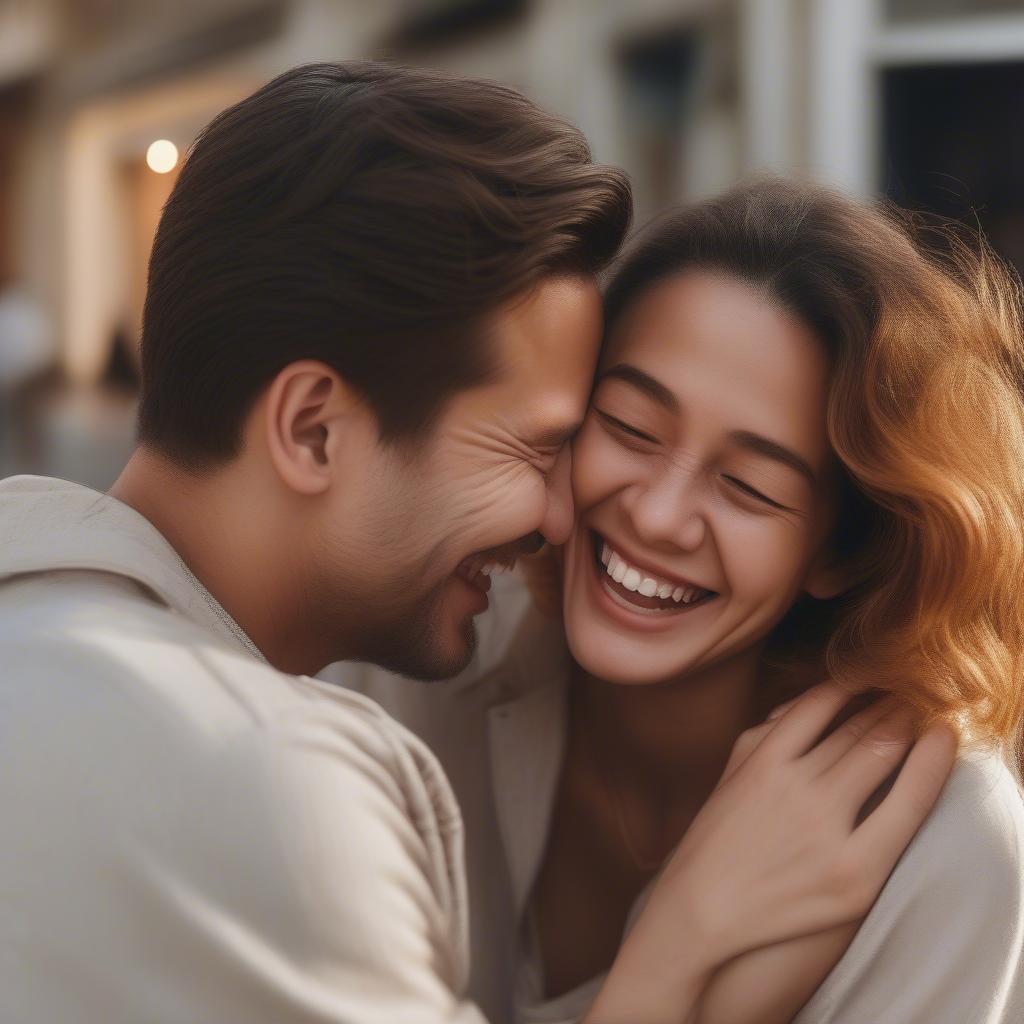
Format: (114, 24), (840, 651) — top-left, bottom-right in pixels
(532, 176), (1024, 761)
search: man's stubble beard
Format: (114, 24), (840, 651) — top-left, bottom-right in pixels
(320, 570), (479, 682)
(314, 454), (479, 680)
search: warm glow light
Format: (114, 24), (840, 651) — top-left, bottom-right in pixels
(146, 139), (178, 174)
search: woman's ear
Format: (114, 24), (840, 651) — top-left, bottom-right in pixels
(261, 360), (372, 496)
(803, 549), (857, 601)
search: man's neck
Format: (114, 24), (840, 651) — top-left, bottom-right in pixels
(109, 448), (327, 676)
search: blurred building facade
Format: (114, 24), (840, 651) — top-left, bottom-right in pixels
(1, 0), (1023, 487)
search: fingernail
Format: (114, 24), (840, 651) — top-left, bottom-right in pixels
(767, 696), (800, 721)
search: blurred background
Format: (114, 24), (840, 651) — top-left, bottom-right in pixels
(1, 0), (1022, 489)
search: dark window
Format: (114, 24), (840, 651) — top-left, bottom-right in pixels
(882, 60), (1024, 275)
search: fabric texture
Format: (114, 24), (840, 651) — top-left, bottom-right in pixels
(0, 475), (486, 1024)
(329, 575), (1024, 1024)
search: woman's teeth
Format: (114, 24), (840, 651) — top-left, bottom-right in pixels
(600, 542), (709, 605)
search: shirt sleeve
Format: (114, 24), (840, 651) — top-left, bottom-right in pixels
(794, 752), (1024, 1024)
(114, 699), (490, 1024)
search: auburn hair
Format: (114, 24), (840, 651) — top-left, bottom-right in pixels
(533, 177), (1024, 762)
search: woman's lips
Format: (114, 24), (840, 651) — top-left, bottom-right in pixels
(592, 530), (716, 612)
(583, 530), (718, 629)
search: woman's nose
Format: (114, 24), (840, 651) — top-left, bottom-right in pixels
(626, 465), (707, 552)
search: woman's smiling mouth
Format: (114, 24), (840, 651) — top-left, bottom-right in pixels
(590, 530), (718, 618)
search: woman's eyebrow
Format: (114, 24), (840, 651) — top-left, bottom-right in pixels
(597, 363), (680, 413)
(729, 431), (817, 486)
(598, 363), (817, 485)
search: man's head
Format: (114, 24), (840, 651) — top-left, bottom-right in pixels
(136, 62), (630, 678)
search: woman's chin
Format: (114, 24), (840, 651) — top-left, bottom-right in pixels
(563, 615), (694, 686)
(561, 547), (706, 685)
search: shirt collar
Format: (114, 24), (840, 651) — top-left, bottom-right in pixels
(0, 474), (265, 661)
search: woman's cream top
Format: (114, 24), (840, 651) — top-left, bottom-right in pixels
(326, 575), (1024, 1024)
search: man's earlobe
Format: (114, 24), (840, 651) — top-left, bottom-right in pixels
(263, 361), (361, 496)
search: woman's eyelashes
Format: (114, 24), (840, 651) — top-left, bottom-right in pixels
(720, 474), (792, 511)
(596, 407), (798, 513)
(596, 409), (659, 445)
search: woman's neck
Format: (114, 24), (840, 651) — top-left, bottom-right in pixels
(574, 650), (764, 813)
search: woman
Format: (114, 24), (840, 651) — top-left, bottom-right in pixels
(337, 178), (1024, 1022)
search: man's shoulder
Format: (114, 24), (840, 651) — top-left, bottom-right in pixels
(0, 565), (448, 808)
(0, 571), (476, 1020)
(0, 564), (465, 897)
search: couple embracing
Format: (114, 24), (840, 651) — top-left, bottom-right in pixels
(1, 61), (1022, 1024)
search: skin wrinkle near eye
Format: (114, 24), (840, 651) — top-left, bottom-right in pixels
(447, 418), (572, 471)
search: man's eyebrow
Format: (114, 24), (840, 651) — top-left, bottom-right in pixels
(597, 363), (680, 414)
(729, 431), (818, 486)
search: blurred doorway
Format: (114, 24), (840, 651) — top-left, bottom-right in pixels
(120, 152), (180, 351)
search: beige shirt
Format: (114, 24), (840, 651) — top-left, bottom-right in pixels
(0, 475), (487, 1024)
(330, 575), (1024, 1024)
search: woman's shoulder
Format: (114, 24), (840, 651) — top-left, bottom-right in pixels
(910, 747), (1024, 874)
(865, 746), (1024, 936)
(953, 746), (1023, 819)
(798, 748), (1024, 1023)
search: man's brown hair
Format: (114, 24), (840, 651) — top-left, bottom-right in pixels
(138, 61), (632, 465)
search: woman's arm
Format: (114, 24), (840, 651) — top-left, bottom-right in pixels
(696, 752), (1024, 1024)
(695, 924), (857, 1024)
(582, 684), (957, 1024)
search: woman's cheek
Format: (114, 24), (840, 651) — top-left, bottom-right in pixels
(719, 513), (815, 606)
(571, 428), (632, 509)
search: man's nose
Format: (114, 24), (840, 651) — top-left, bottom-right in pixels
(540, 445), (574, 546)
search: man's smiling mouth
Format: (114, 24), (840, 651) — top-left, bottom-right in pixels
(455, 553), (518, 593)
(591, 530), (718, 616)
(455, 534), (543, 593)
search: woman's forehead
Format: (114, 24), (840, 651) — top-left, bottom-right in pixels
(599, 271), (833, 463)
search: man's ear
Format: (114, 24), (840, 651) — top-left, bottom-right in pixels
(262, 360), (371, 496)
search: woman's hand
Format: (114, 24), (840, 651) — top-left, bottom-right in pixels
(584, 681), (957, 1024)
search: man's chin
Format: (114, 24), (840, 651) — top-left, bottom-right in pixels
(331, 570), (485, 682)
(362, 612), (478, 683)
(374, 618), (477, 684)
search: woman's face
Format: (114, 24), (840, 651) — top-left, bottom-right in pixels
(562, 270), (841, 686)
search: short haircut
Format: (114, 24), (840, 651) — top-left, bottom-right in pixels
(139, 61), (632, 465)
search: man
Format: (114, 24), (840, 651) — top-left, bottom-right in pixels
(0, 63), (954, 1023)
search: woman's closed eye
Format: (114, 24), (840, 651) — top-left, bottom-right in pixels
(596, 406), (800, 512)
(721, 474), (793, 512)
(596, 409), (658, 445)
